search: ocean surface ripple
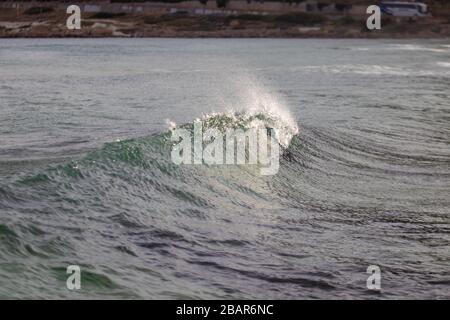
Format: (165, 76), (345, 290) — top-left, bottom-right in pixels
(0, 39), (449, 299)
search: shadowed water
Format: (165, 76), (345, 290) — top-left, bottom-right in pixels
(0, 39), (449, 299)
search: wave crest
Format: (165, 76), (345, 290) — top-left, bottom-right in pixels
(168, 80), (299, 148)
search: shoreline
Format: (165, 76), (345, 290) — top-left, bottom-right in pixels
(2, 28), (449, 39)
(1, 6), (449, 39)
(2, 35), (450, 38)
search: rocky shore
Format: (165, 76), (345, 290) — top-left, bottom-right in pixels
(1, 5), (449, 38)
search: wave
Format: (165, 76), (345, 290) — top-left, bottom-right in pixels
(0, 75), (302, 223)
(1, 105), (449, 300)
(170, 109), (298, 149)
(167, 76), (299, 150)
(0, 107), (299, 216)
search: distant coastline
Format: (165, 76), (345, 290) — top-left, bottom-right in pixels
(1, 0), (450, 38)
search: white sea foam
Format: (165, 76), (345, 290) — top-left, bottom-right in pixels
(437, 62), (450, 68)
(387, 44), (448, 53)
(296, 64), (445, 77)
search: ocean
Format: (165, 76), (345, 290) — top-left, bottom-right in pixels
(0, 38), (449, 299)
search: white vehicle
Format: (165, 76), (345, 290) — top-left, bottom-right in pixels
(380, 2), (429, 17)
